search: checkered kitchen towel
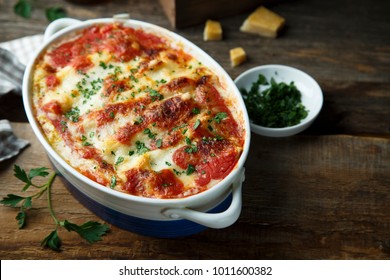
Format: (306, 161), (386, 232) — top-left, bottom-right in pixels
(0, 34), (43, 161)
(0, 34), (43, 95)
(0, 120), (30, 161)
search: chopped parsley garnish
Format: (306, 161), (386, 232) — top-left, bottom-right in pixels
(184, 137), (198, 154)
(130, 75), (139, 83)
(192, 107), (200, 114)
(156, 138), (163, 148)
(115, 156), (124, 165)
(91, 78), (103, 91)
(76, 77), (101, 101)
(65, 107), (80, 123)
(186, 164), (196, 175)
(128, 150), (135, 156)
(214, 112), (228, 123)
(135, 141), (150, 155)
(147, 88), (164, 101)
(113, 66), (122, 76)
(110, 176), (116, 189)
(173, 169), (183, 176)
(60, 120), (68, 132)
(193, 119), (201, 130)
(172, 123), (187, 131)
(240, 74), (309, 128)
(165, 161), (172, 166)
(143, 128), (156, 140)
(81, 135), (92, 146)
(99, 61), (107, 69)
(134, 116), (143, 125)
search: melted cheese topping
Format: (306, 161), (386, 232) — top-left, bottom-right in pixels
(32, 23), (245, 199)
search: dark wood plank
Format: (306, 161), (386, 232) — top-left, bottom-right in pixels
(158, 0), (272, 28)
(305, 81), (390, 136)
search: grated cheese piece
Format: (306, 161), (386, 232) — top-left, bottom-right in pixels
(229, 47), (247, 67)
(240, 6), (285, 38)
(203, 20), (223, 41)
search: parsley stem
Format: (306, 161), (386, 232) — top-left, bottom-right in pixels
(45, 173), (59, 225)
(31, 185), (50, 199)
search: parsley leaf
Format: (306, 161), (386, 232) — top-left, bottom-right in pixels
(135, 141), (150, 155)
(0, 194), (25, 208)
(184, 137), (197, 154)
(41, 229), (62, 251)
(147, 88), (164, 101)
(13, 165), (50, 191)
(22, 196), (32, 209)
(193, 119), (201, 130)
(115, 156), (124, 165)
(65, 107), (80, 123)
(99, 61), (108, 69)
(62, 220), (110, 244)
(143, 128), (156, 140)
(14, 0), (32, 19)
(46, 7), (67, 22)
(134, 116), (143, 125)
(110, 176), (117, 189)
(156, 138), (163, 148)
(186, 164), (196, 175)
(192, 107), (200, 114)
(0, 193), (32, 229)
(13, 165), (30, 186)
(214, 112), (228, 124)
(14, 1), (67, 23)
(28, 167), (50, 180)
(16, 210), (27, 229)
(81, 135), (92, 146)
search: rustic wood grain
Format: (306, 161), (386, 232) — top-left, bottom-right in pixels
(0, 123), (389, 259)
(158, 0), (272, 28)
(0, 0), (389, 260)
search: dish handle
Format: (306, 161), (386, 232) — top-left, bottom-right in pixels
(44, 18), (82, 42)
(162, 168), (244, 229)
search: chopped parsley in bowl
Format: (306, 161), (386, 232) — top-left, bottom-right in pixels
(234, 65), (323, 137)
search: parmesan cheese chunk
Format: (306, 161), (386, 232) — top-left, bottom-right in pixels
(203, 20), (223, 41)
(230, 47), (247, 67)
(240, 6), (285, 38)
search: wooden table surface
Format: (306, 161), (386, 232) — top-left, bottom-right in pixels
(1, 0), (389, 260)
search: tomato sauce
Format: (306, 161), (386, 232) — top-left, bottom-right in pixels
(47, 23), (167, 72)
(45, 75), (60, 90)
(123, 168), (184, 198)
(115, 96), (193, 145)
(173, 137), (239, 186)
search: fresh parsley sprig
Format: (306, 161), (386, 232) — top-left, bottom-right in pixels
(0, 165), (110, 251)
(14, 0), (67, 22)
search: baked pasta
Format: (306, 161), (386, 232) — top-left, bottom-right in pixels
(32, 23), (245, 199)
